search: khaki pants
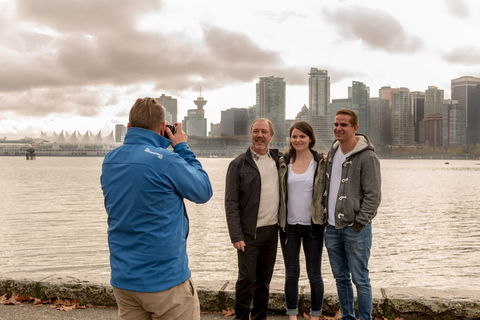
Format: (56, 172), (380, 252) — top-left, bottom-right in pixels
(113, 277), (200, 320)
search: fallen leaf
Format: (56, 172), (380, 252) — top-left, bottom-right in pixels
(221, 307), (235, 316)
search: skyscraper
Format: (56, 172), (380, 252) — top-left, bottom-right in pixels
(155, 94), (178, 123)
(221, 108), (248, 136)
(308, 68), (332, 146)
(451, 76), (480, 145)
(411, 91), (425, 144)
(379, 86), (414, 146)
(256, 76), (286, 140)
(114, 124), (127, 143)
(368, 98), (390, 146)
(350, 81), (370, 136)
(308, 68), (329, 117)
(443, 101), (466, 148)
(391, 88), (414, 146)
(424, 86), (444, 116)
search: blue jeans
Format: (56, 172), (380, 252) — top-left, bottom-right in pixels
(280, 224), (325, 317)
(324, 224), (372, 320)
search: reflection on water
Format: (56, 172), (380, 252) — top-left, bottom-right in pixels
(0, 157), (479, 290)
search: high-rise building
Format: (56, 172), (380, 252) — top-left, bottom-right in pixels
(114, 124), (127, 143)
(155, 94), (178, 123)
(256, 76), (286, 140)
(368, 98), (390, 146)
(221, 108), (248, 136)
(330, 98), (352, 126)
(392, 89), (414, 146)
(379, 86), (414, 146)
(424, 86), (444, 116)
(442, 100), (466, 148)
(308, 68), (332, 146)
(350, 81), (370, 136)
(210, 123), (221, 137)
(182, 94), (207, 137)
(451, 76), (480, 145)
(309, 68), (329, 117)
(419, 115), (443, 147)
(411, 91), (425, 144)
(295, 104), (310, 122)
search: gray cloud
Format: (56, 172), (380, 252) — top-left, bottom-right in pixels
(443, 46), (480, 65)
(323, 6), (423, 53)
(0, 1), (305, 119)
(445, 0), (470, 18)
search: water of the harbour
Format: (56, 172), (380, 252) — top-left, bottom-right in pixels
(0, 157), (479, 291)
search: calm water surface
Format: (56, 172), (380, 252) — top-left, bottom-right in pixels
(0, 157), (479, 290)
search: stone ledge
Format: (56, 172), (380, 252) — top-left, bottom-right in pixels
(1, 277), (479, 319)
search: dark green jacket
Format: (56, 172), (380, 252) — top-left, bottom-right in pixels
(278, 149), (326, 233)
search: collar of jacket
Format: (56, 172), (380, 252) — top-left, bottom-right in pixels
(280, 149), (324, 165)
(123, 127), (172, 149)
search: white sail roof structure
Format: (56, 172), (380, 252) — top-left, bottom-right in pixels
(103, 130), (115, 144)
(91, 131), (104, 144)
(78, 131), (91, 144)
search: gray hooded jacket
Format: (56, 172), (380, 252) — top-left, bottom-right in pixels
(324, 134), (381, 231)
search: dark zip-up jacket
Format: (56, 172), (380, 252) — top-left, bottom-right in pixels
(225, 147), (280, 243)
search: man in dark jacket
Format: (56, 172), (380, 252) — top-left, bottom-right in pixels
(225, 118), (280, 320)
(324, 109), (381, 320)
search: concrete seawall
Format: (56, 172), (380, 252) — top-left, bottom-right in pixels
(1, 276), (479, 320)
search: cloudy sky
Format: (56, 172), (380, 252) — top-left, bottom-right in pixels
(1, 0), (479, 138)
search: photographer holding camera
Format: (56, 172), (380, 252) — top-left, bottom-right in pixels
(101, 97), (213, 320)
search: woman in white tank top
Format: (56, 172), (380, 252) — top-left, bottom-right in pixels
(278, 121), (326, 320)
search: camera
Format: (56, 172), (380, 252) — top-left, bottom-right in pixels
(163, 124), (177, 139)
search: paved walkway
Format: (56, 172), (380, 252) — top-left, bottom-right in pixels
(0, 304), (291, 320)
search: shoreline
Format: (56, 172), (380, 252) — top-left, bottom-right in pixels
(1, 275), (479, 319)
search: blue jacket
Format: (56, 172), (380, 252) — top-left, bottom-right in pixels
(101, 127), (213, 292)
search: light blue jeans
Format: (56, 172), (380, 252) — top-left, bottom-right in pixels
(324, 224), (372, 320)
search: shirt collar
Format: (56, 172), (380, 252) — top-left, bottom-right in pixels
(250, 146), (271, 161)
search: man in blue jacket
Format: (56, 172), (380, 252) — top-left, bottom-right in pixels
(101, 97), (213, 320)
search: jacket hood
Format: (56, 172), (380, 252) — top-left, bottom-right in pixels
(330, 133), (375, 157)
(123, 127), (172, 149)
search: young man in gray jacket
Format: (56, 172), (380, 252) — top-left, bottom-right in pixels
(324, 109), (381, 320)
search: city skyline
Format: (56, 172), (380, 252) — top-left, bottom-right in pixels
(0, 0), (479, 138)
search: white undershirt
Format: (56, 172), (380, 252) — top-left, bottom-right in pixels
(287, 158), (315, 225)
(328, 149), (350, 226)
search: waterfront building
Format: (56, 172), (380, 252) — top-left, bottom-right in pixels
(411, 91), (425, 144)
(210, 123), (221, 137)
(392, 88), (414, 146)
(221, 108), (248, 136)
(330, 98), (352, 126)
(182, 94), (208, 137)
(256, 76), (286, 140)
(379, 86), (414, 146)
(419, 115), (443, 147)
(424, 86), (444, 116)
(295, 104), (309, 122)
(308, 68), (332, 146)
(155, 94), (177, 123)
(442, 100), (466, 148)
(368, 98), (391, 146)
(350, 81), (370, 137)
(451, 76), (480, 145)
(115, 124), (126, 143)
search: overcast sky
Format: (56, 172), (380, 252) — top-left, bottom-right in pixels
(1, 0), (479, 138)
